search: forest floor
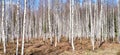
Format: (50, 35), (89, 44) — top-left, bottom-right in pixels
(0, 37), (120, 55)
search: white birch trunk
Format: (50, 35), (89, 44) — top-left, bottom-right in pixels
(10, 0), (14, 42)
(48, 0), (52, 44)
(16, 0), (20, 54)
(2, 0), (6, 54)
(21, 0), (27, 54)
(70, 0), (75, 51)
(112, 8), (115, 42)
(85, 0), (90, 38)
(54, 0), (58, 47)
(89, 0), (95, 50)
(117, 0), (120, 43)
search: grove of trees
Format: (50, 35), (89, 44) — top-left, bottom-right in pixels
(0, 0), (119, 55)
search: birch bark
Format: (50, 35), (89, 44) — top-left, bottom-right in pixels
(2, 0), (6, 54)
(21, 0), (27, 54)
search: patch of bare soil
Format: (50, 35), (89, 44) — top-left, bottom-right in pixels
(0, 37), (120, 55)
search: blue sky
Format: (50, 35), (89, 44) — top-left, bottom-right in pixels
(5, 0), (117, 10)
(35, 0), (117, 7)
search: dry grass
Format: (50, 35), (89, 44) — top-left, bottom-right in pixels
(0, 37), (120, 55)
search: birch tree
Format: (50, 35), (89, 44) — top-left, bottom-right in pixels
(70, 0), (75, 51)
(16, 0), (20, 54)
(48, 0), (52, 44)
(0, 1), (2, 43)
(117, 0), (120, 43)
(89, 0), (95, 50)
(2, 0), (6, 54)
(10, 0), (14, 42)
(100, 0), (104, 43)
(28, 0), (32, 40)
(85, 0), (90, 38)
(21, 0), (27, 55)
(53, 0), (59, 47)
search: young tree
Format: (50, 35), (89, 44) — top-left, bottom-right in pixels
(21, 0), (27, 55)
(85, 0), (90, 39)
(89, 0), (95, 50)
(70, 0), (75, 51)
(117, 0), (120, 43)
(48, 0), (52, 44)
(1, 0), (6, 54)
(53, 0), (59, 47)
(10, 0), (15, 42)
(16, 0), (20, 54)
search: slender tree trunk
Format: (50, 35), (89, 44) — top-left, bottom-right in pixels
(16, 0), (20, 54)
(21, 0), (27, 55)
(100, 0), (104, 43)
(117, 0), (120, 43)
(89, 0), (95, 50)
(2, 0), (6, 54)
(70, 0), (75, 51)
(85, 0), (90, 39)
(112, 8), (115, 42)
(48, 0), (52, 44)
(54, 0), (58, 47)
(10, 0), (14, 42)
